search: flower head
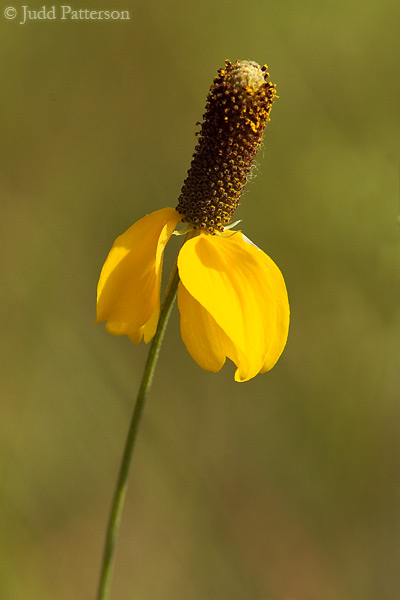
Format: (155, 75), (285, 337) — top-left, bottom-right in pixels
(176, 60), (276, 233)
(96, 60), (289, 382)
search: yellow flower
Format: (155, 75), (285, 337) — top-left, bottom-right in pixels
(96, 60), (289, 382)
(96, 207), (289, 382)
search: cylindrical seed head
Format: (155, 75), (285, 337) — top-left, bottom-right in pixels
(176, 60), (277, 233)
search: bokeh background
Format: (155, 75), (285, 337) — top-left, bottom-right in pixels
(1, 0), (399, 598)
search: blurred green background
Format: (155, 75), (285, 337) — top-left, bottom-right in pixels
(1, 0), (399, 598)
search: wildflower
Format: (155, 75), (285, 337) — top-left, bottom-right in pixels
(96, 60), (289, 382)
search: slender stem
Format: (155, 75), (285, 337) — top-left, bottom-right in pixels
(96, 263), (180, 600)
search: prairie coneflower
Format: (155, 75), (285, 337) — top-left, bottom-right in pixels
(96, 61), (290, 600)
(96, 60), (289, 382)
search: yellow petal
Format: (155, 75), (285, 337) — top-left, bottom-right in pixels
(96, 207), (181, 343)
(178, 281), (239, 373)
(233, 232), (289, 374)
(259, 249), (290, 372)
(177, 231), (289, 381)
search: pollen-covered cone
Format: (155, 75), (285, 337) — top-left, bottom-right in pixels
(177, 231), (289, 382)
(96, 207), (181, 344)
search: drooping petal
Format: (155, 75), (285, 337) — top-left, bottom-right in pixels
(259, 248), (290, 372)
(177, 231), (289, 381)
(96, 207), (181, 343)
(235, 233), (290, 374)
(178, 281), (239, 373)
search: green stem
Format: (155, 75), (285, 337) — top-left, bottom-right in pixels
(96, 263), (180, 600)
